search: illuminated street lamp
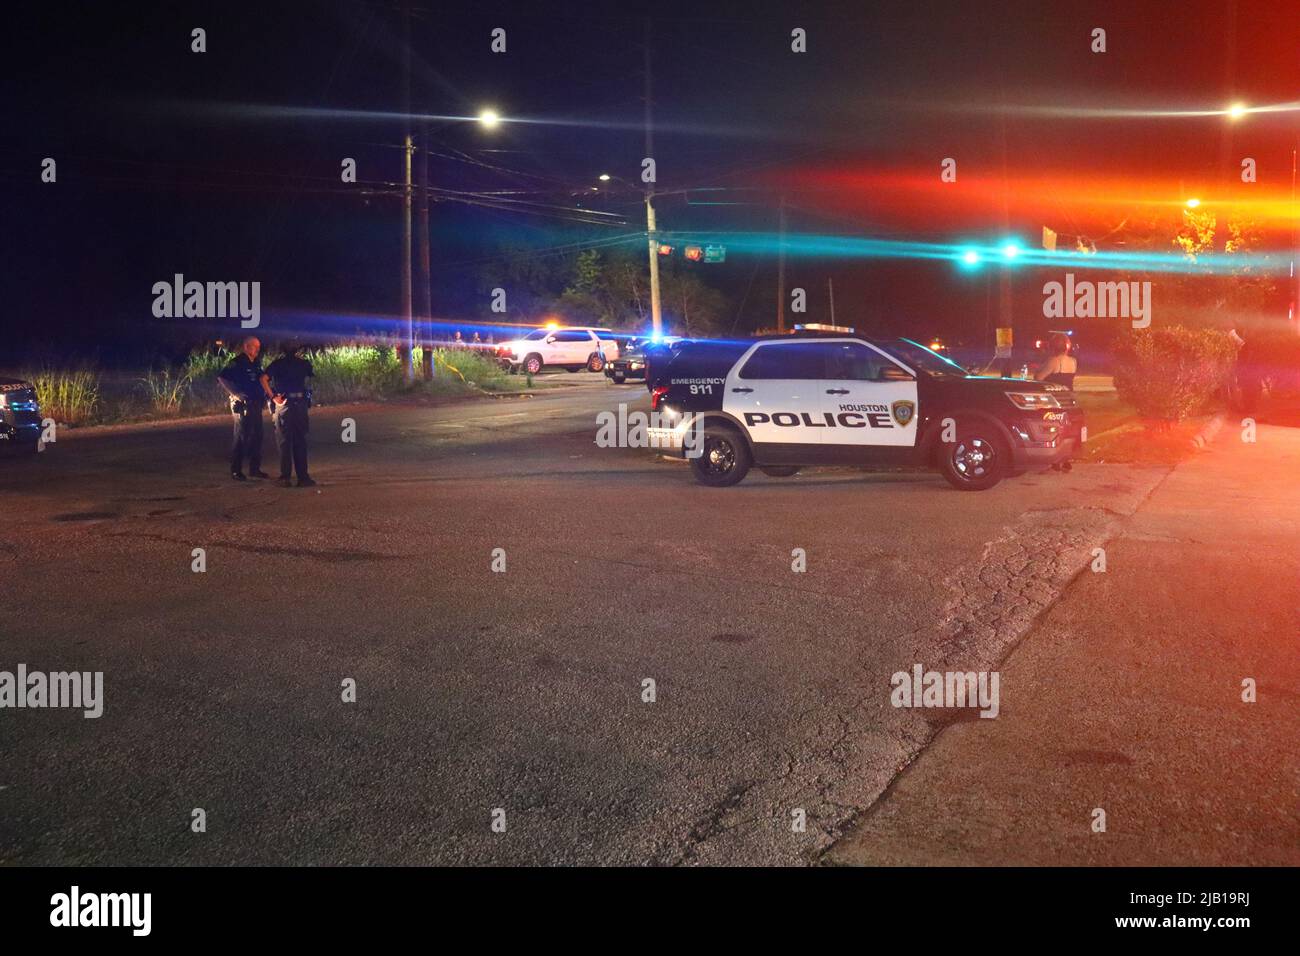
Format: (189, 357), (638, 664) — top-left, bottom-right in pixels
(477, 108), (501, 129)
(1185, 197), (1201, 209)
(598, 173), (611, 181)
(1227, 102), (1248, 121)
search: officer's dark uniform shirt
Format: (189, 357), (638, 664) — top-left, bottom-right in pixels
(265, 355), (314, 397)
(219, 354), (266, 400)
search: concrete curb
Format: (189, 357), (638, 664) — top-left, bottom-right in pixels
(1191, 412), (1226, 450)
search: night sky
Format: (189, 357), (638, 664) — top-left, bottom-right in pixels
(4, 0), (1299, 364)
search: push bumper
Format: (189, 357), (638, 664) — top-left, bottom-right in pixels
(1007, 412), (1084, 470)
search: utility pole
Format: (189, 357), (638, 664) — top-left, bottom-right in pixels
(402, 133), (414, 382)
(1292, 146), (1298, 332)
(418, 129), (433, 379)
(776, 196), (787, 333)
(400, 0), (414, 382)
(644, 17), (663, 338)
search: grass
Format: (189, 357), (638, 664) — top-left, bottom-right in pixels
(139, 366), (195, 416)
(307, 345), (404, 403)
(1075, 390), (1210, 464)
(24, 343), (539, 426)
(23, 369), (101, 425)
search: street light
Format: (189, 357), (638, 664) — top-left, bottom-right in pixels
(1186, 197), (1201, 209)
(1227, 102), (1248, 121)
(477, 108), (500, 129)
(598, 173), (611, 181)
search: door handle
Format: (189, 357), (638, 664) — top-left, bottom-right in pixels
(731, 387), (753, 393)
(825, 388), (850, 395)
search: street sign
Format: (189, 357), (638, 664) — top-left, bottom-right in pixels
(703, 244), (726, 263)
(995, 327), (1013, 358)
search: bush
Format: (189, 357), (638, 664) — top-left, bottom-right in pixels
(25, 368), (101, 425)
(1113, 326), (1236, 422)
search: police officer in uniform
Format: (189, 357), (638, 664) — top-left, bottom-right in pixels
(217, 336), (272, 481)
(265, 341), (315, 487)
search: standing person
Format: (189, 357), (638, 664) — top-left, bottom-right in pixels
(1035, 333), (1078, 388)
(265, 341), (315, 488)
(217, 336), (272, 481)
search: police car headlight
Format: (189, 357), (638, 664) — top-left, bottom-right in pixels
(1005, 391), (1061, 410)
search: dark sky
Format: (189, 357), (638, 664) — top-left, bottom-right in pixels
(4, 0), (1299, 362)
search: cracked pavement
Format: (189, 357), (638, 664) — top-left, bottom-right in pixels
(0, 382), (1170, 865)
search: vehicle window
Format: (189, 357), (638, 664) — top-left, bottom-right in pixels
(824, 342), (894, 381)
(523, 329), (548, 341)
(555, 330), (592, 342)
(884, 338), (967, 376)
(739, 343), (828, 380)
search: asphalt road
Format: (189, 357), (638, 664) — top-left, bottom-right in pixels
(1, 374), (1172, 864)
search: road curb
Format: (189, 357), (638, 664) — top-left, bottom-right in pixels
(1191, 412), (1226, 450)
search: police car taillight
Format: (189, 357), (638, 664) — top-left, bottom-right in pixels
(651, 385), (669, 411)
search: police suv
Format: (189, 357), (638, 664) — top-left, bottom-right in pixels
(645, 335), (1083, 490)
(0, 378), (43, 453)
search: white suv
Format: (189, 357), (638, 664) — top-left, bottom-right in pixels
(497, 327), (619, 375)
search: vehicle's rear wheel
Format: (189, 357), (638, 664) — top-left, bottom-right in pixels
(691, 423), (751, 487)
(523, 354), (543, 375)
(565, 366), (581, 373)
(759, 465), (800, 478)
(612, 372), (626, 384)
(940, 424), (1008, 491)
(587, 353), (606, 373)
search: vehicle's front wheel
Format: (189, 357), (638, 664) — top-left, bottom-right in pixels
(940, 425), (1008, 491)
(611, 372), (626, 384)
(523, 354), (543, 375)
(587, 353), (606, 373)
(691, 423), (751, 487)
(759, 465), (800, 477)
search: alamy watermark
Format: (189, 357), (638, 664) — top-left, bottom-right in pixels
(1043, 273), (1151, 328)
(596, 403), (704, 458)
(151, 273), (261, 328)
(50, 886), (150, 936)
(890, 664), (1000, 718)
(0, 665), (103, 718)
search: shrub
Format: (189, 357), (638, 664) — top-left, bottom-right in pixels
(1113, 325), (1236, 422)
(25, 368), (101, 425)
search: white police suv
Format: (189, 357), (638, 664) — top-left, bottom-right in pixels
(645, 335), (1084, 490)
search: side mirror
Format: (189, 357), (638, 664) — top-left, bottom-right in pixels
(545, 335), (557, 344)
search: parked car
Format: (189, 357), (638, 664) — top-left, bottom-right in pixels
(496, 327), (619, 374)
(0, 378), (43, 454)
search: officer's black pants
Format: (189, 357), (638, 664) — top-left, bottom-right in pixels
(230, 404), (263, 474)
(273, 399), (310, 479)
